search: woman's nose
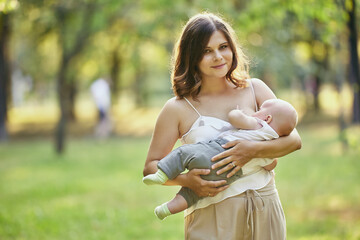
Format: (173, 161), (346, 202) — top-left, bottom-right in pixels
(213, 50), (223, 61)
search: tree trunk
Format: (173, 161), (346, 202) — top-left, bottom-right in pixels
(134, 67), (147, 107)
(347, 0), (360, 123)
(0, 13), (10, 142)
(132, 47), (148, 107)
(54, 4), (95, 154)
(110, 48), (121, 101)
(55, 60), (70, 154)
(313, 75), (321, 111)
(68, 77), (77, 121)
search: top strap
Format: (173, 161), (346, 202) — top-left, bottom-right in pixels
(184, 97), (201, 117)
(248, 79), (259, 112)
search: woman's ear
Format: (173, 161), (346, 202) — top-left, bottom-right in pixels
(265, 115), (273, 124)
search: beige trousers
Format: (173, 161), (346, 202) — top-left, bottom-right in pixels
(184, 178), (286, 240)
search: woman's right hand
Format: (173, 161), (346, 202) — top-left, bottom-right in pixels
(183, 168), (229, 197)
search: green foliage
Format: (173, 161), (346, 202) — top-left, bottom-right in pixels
(0, 0), (19, 13)
(1, 122), (360, 239)
(7, 0), (360, 107)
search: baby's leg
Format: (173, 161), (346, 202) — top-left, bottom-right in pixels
(167, 194), (188, 214)
(155, 194), (188, 220)
(242, 158), (277, 175)
(142, 169), (168, 185)
(143, 144), (199, 185)
(263, 159), (278, 171)
(144, 144), (201, 186)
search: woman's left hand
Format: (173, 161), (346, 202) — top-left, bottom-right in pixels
(211, 140), (255, 178)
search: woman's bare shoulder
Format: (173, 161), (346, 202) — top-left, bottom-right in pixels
(163, 97), (188, 113)
(157, 97), (192, 123)
(249, 78), (267, 88)
(249, 78), (276, 102)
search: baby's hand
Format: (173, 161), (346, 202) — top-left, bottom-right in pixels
(228, 109), (246, 123)
(228, 109), (257, 130)
(229, 108), (245, 115)
(263, 159), (278, 171)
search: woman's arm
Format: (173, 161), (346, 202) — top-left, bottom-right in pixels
(165, 169), (229, 197)
(143, 98), (228, 197)
(211, 128), (301, 177)
(211, 78), (302, 177)
(251, 128), (302, 159)
(143, 98), (181, 176)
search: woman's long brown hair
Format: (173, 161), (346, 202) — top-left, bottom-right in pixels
(171, 13), (250, 100)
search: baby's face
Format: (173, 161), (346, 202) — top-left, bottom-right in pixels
(255, 99), (298, 136)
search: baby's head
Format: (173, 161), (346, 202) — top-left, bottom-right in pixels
(253, 99), (298, 136)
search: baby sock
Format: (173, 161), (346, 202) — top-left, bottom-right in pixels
(142, 169), (168, 185)
(154, 202), (171, 220)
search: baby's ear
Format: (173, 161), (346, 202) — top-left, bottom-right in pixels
(265, 115), (273, 123)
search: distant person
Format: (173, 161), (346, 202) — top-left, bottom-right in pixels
(90, 78), (113, 138)
(143, 98), (298, 220)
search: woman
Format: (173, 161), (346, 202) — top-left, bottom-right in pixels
(143, 12), (301, 239)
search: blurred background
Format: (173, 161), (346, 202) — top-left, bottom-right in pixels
(0, 0), (360, 239)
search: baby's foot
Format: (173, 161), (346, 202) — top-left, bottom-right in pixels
(154, 202), (171, 220)
(142, 170), (168, 185)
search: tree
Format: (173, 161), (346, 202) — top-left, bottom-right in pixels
(0, 0), (18, 142)
(344, 0), (360, 123)
(0, 12), (10, 142)
(54, 0), (135, 153)
(54, 3), (97, 153)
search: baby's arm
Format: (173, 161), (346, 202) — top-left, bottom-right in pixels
(228, 109), (261, 130)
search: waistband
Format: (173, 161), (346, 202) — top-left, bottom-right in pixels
(235, 176), (277, 197)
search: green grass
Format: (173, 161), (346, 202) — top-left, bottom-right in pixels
(0, 137), (183, 239)
(277, 123), (360, 240)
(0, 122), (359, 239)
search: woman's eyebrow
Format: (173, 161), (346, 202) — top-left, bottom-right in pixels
(206, 42), (229, 48)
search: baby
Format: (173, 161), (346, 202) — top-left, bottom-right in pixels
(143, 99), (298, 220)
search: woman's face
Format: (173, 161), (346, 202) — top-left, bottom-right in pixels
(198, 30), (233, 80)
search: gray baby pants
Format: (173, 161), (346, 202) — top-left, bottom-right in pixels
(157, 139), (243, 207)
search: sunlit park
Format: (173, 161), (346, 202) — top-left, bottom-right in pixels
(1, 0), (360, 239)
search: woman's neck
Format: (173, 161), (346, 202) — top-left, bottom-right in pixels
(199, 77), (229, 95)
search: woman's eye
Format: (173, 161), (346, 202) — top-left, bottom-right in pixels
(220, 45), (228, 49)
(204, 49), (211, 53)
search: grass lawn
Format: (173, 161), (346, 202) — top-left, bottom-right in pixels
(0, 121), (359, 239)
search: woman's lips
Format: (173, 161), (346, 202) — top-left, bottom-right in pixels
(211, 63), (226, 69)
